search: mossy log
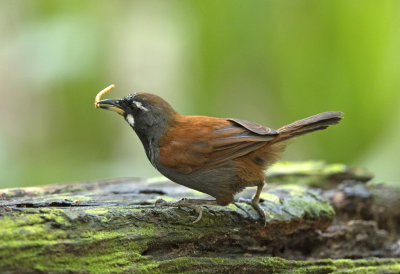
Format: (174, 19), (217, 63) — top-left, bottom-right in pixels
(0, 161), (399, 273)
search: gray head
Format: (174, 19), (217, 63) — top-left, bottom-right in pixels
(97, 92), (178, 149)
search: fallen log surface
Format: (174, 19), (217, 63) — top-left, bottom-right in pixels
(0, 161), (399, 273)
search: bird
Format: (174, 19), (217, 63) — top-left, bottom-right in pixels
(96, 86), (343, 224)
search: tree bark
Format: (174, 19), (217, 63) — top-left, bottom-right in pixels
(0, 161), (399, 273)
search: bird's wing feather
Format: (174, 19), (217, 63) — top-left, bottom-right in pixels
(159, 116), (277, 174)
(227, 118), (278, 135)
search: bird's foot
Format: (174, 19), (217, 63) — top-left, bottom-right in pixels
(155, 198), (203, 223)
(235, 197), (267, 226)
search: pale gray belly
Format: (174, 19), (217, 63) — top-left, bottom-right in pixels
(155, 162), (245, 199)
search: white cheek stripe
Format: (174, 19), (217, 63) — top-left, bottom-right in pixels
(126, 114), (135, 126)
(133, 101), (148, 111)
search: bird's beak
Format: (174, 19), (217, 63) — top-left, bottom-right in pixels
(96, 99), (126, 115)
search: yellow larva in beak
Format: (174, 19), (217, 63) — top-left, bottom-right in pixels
(95, 84), (126, 116)
(95, 84), (115, 108)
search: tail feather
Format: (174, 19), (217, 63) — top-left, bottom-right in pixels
(276, 111), (343, 142)
(248, 111), (343, 169)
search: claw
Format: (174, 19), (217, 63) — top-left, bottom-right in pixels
(251, 201), (267, 227)
(190, 206), (203, 223)
(154, 198), (204, 223)
(235, 198), (267, 226)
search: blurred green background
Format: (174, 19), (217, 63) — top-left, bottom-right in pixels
(1, 1), (399, 189)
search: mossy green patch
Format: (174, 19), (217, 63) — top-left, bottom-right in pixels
(270, 161), (329, 175)
(267, 161), (372, 188)
(154, 195), (177, 202)
(226, 203), (238, 210)
(1, 173), (390, 273)
(279, 184), (308, 197)
(0, 221), (67, 250)
(84, 208), (109, 215)
(146, 256), (400, 273)
(1, 206), (399, 274)
(323, 163), (348, 174)
(284, 197), (334, 219)
(260, 192), (280, 203)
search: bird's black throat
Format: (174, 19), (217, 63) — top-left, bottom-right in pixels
(131, 113), (170, 167)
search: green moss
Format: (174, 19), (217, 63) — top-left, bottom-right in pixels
(39, 208), (71, 226)
(1, 240), (137, 273)
(337, 265), (400, 274)
(154, 195), (177, 202)
(284, 198), (334, 219)
(271, 185), (335, 220)
(279, 184), (308, 197)
(84, 208), (109, 215)
(259, 257), (291, 271)
(2, 228), (400, 274)
(0, 206), (160, 272)
(332, 258), (356, 269)
(226, 203), (238, 210)
(6, 209), (64, 233)
(267, 161), (372, 187)
(149, 257), (400, 273)
(260, 192), (280, 203)
(293, 265), (337, 273)
(323, 163), (348, 175)
(270, 161), (328, 174)
(1, 179), (394, 273)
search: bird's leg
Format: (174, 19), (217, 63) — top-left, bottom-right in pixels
(235, 182), (267, 226)
(155, 198), (219, 223)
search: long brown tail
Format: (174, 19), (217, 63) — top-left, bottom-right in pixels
(276, 111), (343, 142)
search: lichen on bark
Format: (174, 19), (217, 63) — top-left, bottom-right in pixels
(0, 161), (399, 273)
